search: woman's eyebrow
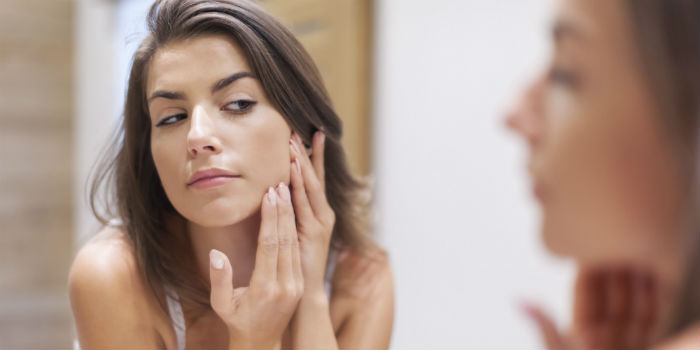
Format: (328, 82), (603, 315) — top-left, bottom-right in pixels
(147, 72), (255, 103)
(148, 90), (185, 102)
(552, 18), (590, 45)
(211, 71), (255, 93)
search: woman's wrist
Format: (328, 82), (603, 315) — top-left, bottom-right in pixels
(227, 334), (280, 350)
(300, 287), (330, 309)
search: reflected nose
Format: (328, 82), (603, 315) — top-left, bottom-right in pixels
(187, 105), (222, 157)
(505, 74), (546, 148)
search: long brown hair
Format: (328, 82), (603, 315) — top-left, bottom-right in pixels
(625, 0), (700, 335)
(90, 0), (376, 316)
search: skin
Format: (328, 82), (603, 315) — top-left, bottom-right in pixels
(69, 34), (394, 349)
(507, 0), (698, 348)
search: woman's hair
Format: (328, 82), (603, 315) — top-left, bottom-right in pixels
(625, 0), (699, 335)
(90, 0), (376, 316)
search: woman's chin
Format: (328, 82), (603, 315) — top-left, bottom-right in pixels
(181, 203), (260, 228)
(541, 215), (576, 258)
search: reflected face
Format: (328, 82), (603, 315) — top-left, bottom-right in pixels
(146, 34), (291, 227)
(506, 0), (681, 261)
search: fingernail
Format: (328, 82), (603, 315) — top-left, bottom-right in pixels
(210, 249), (224, 270)
(318, 131), (325, 145)
(267, 186), (276, 205)
(289, 139), (299, 155)
(277, 182), (290, 201)
(277, 182), (285, 197)
(294, 158), (301, 174)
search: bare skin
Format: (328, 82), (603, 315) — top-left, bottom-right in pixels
(69, 34), (394, 349)
(507, 1), (698, 349)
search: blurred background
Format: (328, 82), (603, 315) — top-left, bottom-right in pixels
(0, 0), (573, 348)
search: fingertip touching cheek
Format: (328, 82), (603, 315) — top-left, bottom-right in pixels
(146, 34), (294, 228)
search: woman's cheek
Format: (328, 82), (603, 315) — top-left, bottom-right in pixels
(151, 141), (184, 203)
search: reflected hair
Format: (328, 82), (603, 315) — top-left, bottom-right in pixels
(90, 0), (376, 317)
(626, 0), (700, 335)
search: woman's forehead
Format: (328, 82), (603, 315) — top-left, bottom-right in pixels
(146, 34), (252, 94)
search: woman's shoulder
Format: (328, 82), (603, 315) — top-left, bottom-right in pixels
(69, 225), (140, 294)
(331, 246), (394, 302)
(68, 225), (172, 347)
(328, 247), (395, 347)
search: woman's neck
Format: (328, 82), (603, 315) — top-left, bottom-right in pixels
(187, 212), (261, 289)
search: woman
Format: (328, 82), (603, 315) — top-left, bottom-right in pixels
(68, 0), (394, 348)
(507, 0), (699, 348)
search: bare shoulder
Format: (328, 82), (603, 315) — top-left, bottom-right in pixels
(330, 247), (395, 348)
(331, 247), (394, 301)
(69, 226), (142, 298)
(69, 226), (169, 347)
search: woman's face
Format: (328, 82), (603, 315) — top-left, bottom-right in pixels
(146, 34), (291, 227)
(506, 0), (683, 262)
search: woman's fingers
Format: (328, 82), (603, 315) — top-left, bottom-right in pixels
(626, 271), (656, 347)
(311, 131), (326, 189)
(604, 269), (631, 345)
(209, 249), (234, 318)
(291, 135), (332, 220)
(573, 267), (605, 327)
(275, 183), (297, 285)
(521, 303), (567, 350)
(607, 269), (631, 323)
(251, 187), (279, 286)
(289, 141), (314, 222)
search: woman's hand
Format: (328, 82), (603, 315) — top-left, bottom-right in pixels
(208, 183), (304, 349)
(523, 266), (658, 350)
(288, 132), (336, 298)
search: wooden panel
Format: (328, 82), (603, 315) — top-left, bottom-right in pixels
(260, 0), (373, 175)
(0, 0), (74, 347)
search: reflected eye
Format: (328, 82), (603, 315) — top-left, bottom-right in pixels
(548, 67), (579, 88)
(155, 113), (187, 127)
(224, 99), (257, 114)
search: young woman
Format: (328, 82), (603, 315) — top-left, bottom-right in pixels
(68, 0), (394, 348)
(507, 0), (699, 348)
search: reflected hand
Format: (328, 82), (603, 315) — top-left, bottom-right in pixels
(523, 266), (658, 350)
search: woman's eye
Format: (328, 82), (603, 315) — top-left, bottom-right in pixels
(155, 113), (187, 127)
(224, 99), (257, 113)
(548, 67), (579, 88)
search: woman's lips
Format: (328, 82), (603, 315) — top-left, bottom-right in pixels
(187, 168), (240, 189)
(189, 175), (239, 189)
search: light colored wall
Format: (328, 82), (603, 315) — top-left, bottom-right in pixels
(73, 0), (117, 248)
(372, 1), (575, 348)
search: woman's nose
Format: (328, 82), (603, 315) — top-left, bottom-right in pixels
(187, 105), (222, 157)
(505, 75), (546, 147)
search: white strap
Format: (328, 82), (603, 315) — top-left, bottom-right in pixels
(164, 285), (186, 350)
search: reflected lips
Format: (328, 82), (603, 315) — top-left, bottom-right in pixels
(187, 168), (239, 189)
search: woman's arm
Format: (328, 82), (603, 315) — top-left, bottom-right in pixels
(68, 234), (165, 348)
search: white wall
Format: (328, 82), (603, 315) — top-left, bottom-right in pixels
(73, 0), (117, 248)
(372, 1), (575, 348)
